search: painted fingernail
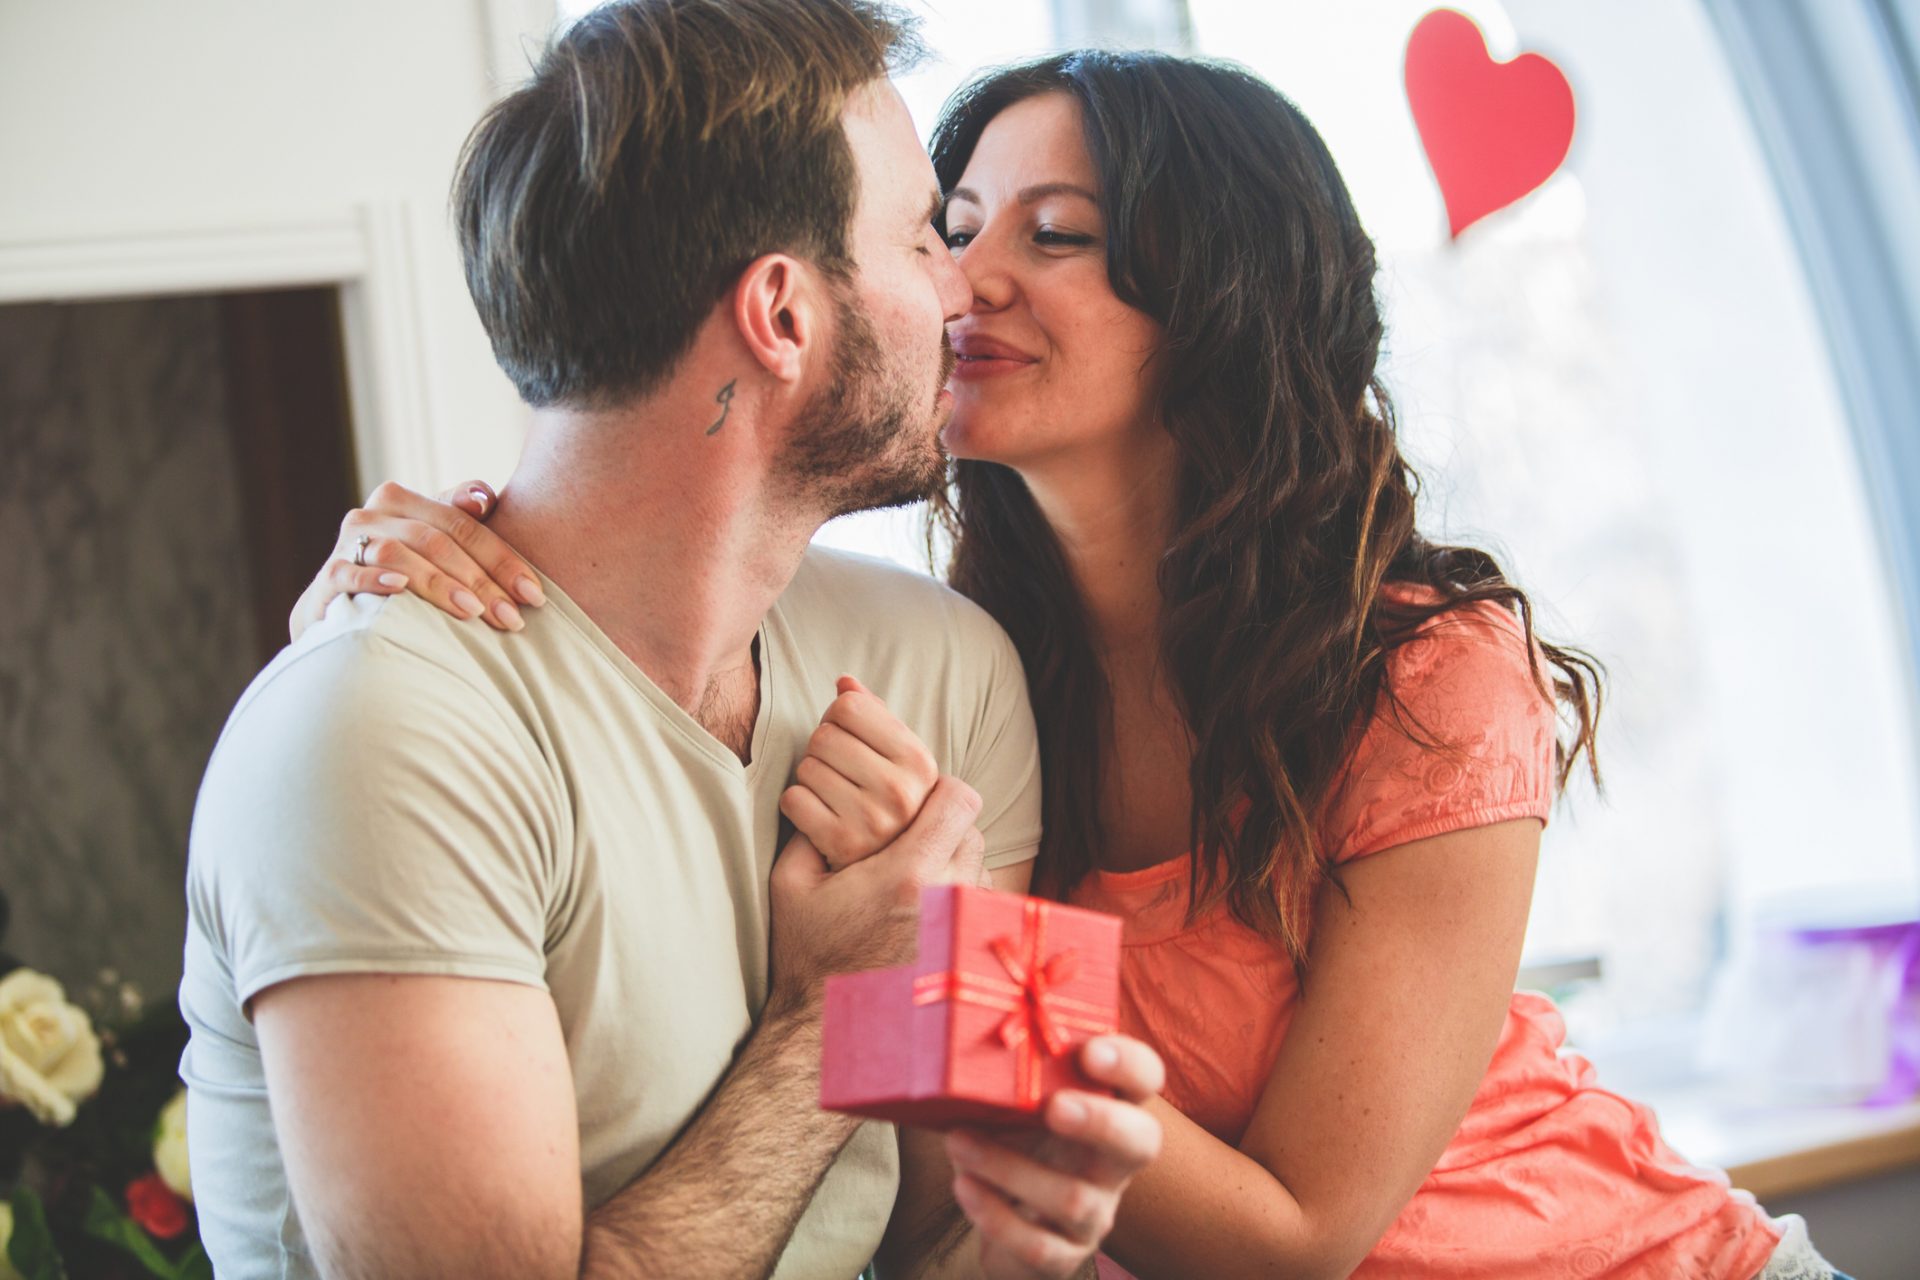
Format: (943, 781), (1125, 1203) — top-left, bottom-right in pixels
(491, 599), (525, 631)
(1055, 1095), (1088, 1128)
(515, 576), (546, 606)
(467, 486), (492, 513)
(377, 572), (408, 589)
(1087, 1040), (1118, 1071)
(452, 588), (483, 617)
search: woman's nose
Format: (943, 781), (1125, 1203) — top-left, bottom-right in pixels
(957, 234), (1016, 313)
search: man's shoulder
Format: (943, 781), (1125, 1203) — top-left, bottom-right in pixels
(782, 544), (1012, 652)
(266, 591), (508, 692)
(218, 592), (530, 766)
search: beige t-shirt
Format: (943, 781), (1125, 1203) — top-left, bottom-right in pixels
(179, 546), (1042, 1280)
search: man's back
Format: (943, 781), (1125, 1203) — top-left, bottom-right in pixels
(181, 546), (1041, 1278)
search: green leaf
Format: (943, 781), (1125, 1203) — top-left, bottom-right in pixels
(82, 1187), (185, 1280)
(5, 1187), (67, 1280)
(173, 1242), (212, 1280)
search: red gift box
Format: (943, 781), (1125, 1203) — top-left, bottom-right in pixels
(820, 884), (1122, 1129)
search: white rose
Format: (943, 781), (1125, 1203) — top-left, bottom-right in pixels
(0, 1199), (22, 1280)
(0, 968), (104, 1127)
(154, 1088), (192, 1202)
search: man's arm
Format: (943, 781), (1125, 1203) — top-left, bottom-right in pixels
(253, 778), (989, 1280)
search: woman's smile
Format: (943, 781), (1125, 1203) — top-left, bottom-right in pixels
(948, 330), (1041, 380)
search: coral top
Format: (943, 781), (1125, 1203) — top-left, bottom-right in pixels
(1075, 599), (1781, 1279)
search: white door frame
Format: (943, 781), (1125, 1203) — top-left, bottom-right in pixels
(0, 202), (442, 493)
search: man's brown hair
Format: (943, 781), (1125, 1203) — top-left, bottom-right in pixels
(454, 0), (923, 408)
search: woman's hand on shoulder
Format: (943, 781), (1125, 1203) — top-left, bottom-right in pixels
(288, 480), (545, 642)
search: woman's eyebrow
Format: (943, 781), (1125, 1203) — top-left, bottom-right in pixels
(944, 182), (1100, 212)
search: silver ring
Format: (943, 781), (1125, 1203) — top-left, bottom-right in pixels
(352, 534), (371, 567)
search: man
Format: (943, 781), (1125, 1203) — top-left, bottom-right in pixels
(179, 2), (1163, 1278)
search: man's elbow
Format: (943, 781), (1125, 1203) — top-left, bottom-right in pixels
(306, 1211), (581, 1280)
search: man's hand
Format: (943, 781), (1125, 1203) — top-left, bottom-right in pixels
(767, 775), (983, 1014)
(779, 676), (939, 871)
(945, 1036), (1166, 1279)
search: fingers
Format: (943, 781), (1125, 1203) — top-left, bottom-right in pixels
(823, 678), (938, 780)
(1042, 1088), (1164, 1188)
(946, 825), (986, 887)
(947, 1130), (1113, 1246)
(355, 537), (502, 626)
(767, 830), (829, 896)
(1075, 1036), (1166, 1105)
(436, 479), (499, 522)
(805, 720), (905, 804)
(778, 771), (869, 870)
(885, 776), (983, 883)
(950, 1168), (1092, 1278)
(339, 513), (521, 629)
(356, 480), (544, 610)
(289, 559), (412, 642)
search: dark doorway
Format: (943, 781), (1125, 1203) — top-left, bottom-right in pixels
(0, 286), (358, 998)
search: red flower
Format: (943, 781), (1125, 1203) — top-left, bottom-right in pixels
(126, 1171), (189, 1240)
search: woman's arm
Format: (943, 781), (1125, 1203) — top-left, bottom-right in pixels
(1097, 818), (1540, 1280)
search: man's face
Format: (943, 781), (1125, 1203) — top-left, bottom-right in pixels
(780, 81), (970, 517)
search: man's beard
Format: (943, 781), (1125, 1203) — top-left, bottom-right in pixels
(780, 289), (954, 519)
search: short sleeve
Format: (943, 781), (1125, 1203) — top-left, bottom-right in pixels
(1321, 602), (1557, 865)
(956, 618), (1044, 872)
(186, 627), (562, 1016)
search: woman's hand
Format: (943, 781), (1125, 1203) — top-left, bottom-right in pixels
(778, 676), (940, 871)
(289, 480), (545, 642)
(946, 1036), (1166, 1280)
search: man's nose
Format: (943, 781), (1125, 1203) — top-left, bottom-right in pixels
(934, 242), (973, 323)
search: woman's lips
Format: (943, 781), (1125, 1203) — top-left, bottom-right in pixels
(949, 354), (1036, 380)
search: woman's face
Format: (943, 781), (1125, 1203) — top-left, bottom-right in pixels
(940, 92), (1165, 471)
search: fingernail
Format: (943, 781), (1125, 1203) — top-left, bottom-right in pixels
(377, 573), (408, 589)
(467, 486), (492, 513)
(452, 588), (483, 617)
(1054, 1094), (1088, 1128)
(1087, 1040), (1118, 1071)
(491, 599), (525, 631)
(515, 576), (546, 607)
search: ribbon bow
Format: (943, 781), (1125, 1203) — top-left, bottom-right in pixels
(912, 897), (1114, 1107)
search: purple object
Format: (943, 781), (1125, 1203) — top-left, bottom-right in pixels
(1788, 919), (1920, 1106)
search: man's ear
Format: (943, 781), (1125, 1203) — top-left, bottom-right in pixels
(731, 253), (823, 384)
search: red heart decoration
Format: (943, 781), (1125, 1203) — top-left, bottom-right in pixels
(1404, 8), (1576, 239)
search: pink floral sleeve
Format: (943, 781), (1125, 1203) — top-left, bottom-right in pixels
(1322, 600), (1557, 864)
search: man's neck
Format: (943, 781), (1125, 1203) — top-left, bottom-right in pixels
(487, 393), (821, 719)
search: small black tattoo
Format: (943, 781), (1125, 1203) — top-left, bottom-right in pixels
(705, 379), (737, 436)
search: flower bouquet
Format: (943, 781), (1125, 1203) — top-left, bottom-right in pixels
(0, 889), (208, 1280)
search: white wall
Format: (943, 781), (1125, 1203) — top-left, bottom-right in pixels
(0, 0), (548, 491)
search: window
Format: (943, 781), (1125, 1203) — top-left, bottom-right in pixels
(822, 0), (1920, 1030)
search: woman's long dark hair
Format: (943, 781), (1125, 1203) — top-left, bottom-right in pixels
(928, 51), (1603, 972)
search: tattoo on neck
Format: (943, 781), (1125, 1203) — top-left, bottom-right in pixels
(705, 379), (737, 436)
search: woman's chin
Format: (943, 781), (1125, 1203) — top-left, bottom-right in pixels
(941, 408), (1024, 467)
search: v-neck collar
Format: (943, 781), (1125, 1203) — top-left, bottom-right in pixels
(535, 569), (778, 780)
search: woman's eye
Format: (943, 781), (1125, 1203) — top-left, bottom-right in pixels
(945, 230), (976, 249)
(1035, 229), (1095, 247)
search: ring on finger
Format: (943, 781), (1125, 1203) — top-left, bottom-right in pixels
(352, 534), (371, 567)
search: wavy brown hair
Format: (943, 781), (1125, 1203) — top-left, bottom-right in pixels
(929, 52), (1603, 973)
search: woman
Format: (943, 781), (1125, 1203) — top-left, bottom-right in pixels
(293, 50), (1843, 1280)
